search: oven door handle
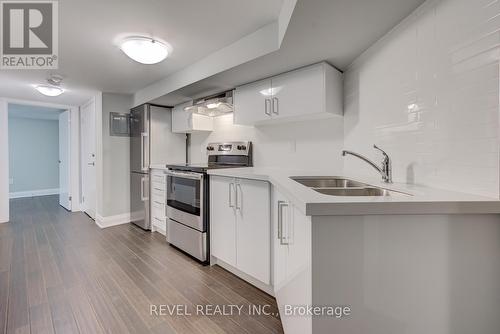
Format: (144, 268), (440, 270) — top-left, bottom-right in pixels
(165, 170), (203, 180)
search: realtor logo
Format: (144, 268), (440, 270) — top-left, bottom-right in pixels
(0, 0), (58, 69)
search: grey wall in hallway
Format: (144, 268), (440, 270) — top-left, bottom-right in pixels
(101, 93), (133, 217)
(8, 117), (60, 193)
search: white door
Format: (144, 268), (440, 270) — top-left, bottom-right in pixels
(233, 78), (272, 125)
(81, 100), (96, 219)
(210, 176), (237, 266)
(58, 111), (71, 210)
(236, 178), (271, 284)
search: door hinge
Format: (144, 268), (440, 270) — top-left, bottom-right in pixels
(69, 196), (72, 201)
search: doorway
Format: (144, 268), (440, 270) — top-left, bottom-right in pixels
(7, 103), (71, 210)
(80, 99), (96, 219)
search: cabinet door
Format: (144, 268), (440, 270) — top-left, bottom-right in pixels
(233, 78), (272, 125)
(273, 189), (289, 290)
(272, 188), (313, 334)
(271, 63), (325, 119)
(286, 206), (312, 296)
(172, 102), (191, 133)
(236, 178), (271, 284)
(210, 176), (237, 266)
(191, 114), (214, 132)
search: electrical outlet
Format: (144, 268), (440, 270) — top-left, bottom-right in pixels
(9, 178), (13, 185)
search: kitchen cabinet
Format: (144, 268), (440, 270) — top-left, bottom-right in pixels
(210, 176), (271, 285)
(232, 79), (273, 125)
(172, 101), (214, 133)
(234, 62), (343, 125)
(273, 188), (312, 334)
(150, 169), (167, 235)
(210, 176), (237, 266)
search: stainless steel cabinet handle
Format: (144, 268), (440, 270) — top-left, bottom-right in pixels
(277, 200), (289, 244)
(272, 97), (279, 115)
(265, 99), (272, 116)
(87, 162), (95, 166)
(229, 183), (235, 208)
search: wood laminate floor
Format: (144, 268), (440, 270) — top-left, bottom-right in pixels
(0, 196), (283, 334)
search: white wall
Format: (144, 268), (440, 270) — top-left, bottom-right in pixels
(99, 93), (133, 217)
(8, 117), (60, 195)
(0, 100), (8, 223)
(344, 0), (500, 197)
(190, 114), (344, 172)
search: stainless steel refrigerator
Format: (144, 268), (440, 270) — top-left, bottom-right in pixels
(130, 104), (186, 230)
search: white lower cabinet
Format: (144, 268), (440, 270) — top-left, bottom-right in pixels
(273, 188), (312, 334)
(210, 176), (238, 266)
(210, 176), (271, 285)
(150, 169), (167, 234)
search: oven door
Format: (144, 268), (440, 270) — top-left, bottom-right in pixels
(165, 170), (204, 231)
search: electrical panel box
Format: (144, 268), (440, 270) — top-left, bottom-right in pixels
(110, 112), (130, 137)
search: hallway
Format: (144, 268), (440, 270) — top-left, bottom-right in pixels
(0, 196), (283, 334)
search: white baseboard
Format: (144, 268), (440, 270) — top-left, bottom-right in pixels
(9, 188), (60, 199)
(95, 212), (131, 229)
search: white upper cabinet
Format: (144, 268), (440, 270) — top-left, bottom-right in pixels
(172, 101), (214, 133)
(233, 79), (273, 125)
(234, 62), (343, 125)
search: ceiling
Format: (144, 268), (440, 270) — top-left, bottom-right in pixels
(0, 0), (283, 106)
(150, 0), (427, 106)
(8, 104), (65, 121)
(0, 0), (426, 107)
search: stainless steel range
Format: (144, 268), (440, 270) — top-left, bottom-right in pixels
(165, 141), (252, 263)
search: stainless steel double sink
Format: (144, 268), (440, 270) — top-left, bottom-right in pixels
(290, 176), (411, 197)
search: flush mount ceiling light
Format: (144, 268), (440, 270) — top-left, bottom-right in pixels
(120, 37), (169, 64)
(35, 75), (64, 97)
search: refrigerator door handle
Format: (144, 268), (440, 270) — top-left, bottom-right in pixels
(141, 132), (149, 171)
(141, 176), (149, 201)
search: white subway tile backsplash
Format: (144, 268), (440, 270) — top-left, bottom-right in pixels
(344, 0), (500, 197)
(189, 114), (344, 172)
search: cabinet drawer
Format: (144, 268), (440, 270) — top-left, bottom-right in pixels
(152, 199), (165, 211)
(152, 205), (165, 219)
(151, 202), (166, 218)
(152, 216), (166, 230)
(151, 173), (166, 184)
(151, 187), (165, 203)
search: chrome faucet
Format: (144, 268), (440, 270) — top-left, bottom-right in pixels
(342, 145), (393, 183)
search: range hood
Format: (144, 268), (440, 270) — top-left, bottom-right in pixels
(184, 91), (233, 117)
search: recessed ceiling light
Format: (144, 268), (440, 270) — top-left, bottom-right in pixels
(120, 37), (169, 64)
(35, 84), (64, 97)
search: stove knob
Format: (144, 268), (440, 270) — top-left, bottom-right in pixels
(206, 146), (214, 151)
(237, 145), (247, 150)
